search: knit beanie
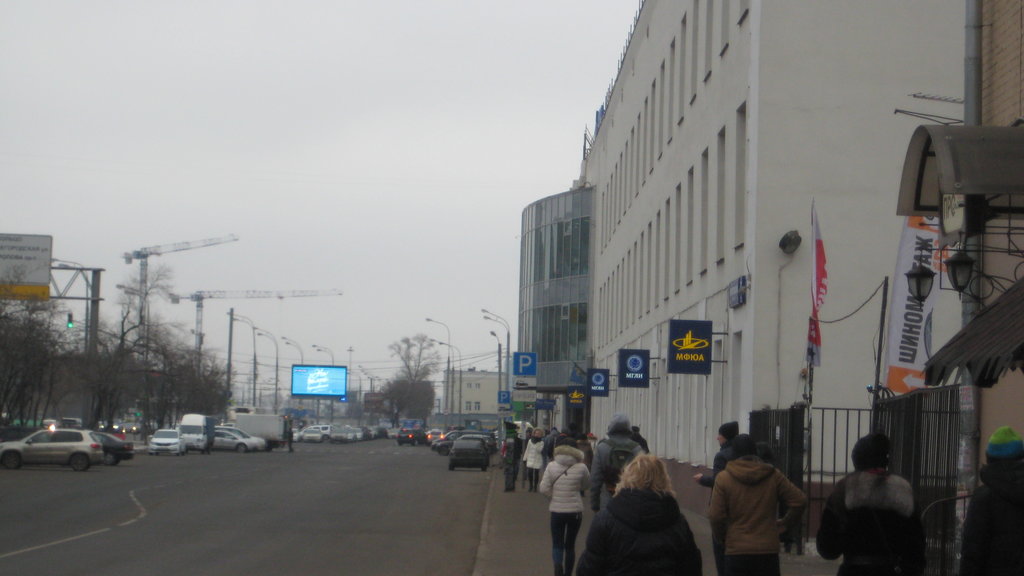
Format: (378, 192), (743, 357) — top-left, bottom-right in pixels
(731, 434), (757, 458)
(718, 421), (739, 441)
(986, 426), (1024, 461)
(851, 432), (890, 470)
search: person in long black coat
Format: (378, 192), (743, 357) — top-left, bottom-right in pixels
(817, 432), (925, 576)
(577, 454), (701, 576)
(960, 425), (1024, 576)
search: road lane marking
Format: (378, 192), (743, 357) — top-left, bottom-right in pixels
(0, 528), (110, 560)
(118, 489), (148, 526)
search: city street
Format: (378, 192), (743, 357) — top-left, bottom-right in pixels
(0, 438), (489, 575)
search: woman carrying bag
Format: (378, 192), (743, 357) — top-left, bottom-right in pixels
(540, 437), (589, 576)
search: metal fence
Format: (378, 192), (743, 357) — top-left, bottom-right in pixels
(748, 404), (806, 552)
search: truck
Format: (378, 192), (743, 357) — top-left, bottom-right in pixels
(233, 413), (288, 451)
(179, 414), (216, 454)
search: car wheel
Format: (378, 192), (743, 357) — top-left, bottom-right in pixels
(69, 453), (91, 471)
(236, 443), (248, 453)
(1, 451), (22, 469)
(103, 452), (118, 466)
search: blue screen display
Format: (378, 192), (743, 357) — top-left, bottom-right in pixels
(290, 364), (348, 400)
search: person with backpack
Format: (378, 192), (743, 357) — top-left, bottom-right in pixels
(589, 412), (643, 512)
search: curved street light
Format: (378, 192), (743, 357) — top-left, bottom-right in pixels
(311, 344), (335, 365)
(256, 329), (279, 413)
(482, 309), (512, 393)
(426, 318), (453, 427)
(281, 336), (305, 364)
(233, 314), (259, 407)
(433, 339), (463, 428)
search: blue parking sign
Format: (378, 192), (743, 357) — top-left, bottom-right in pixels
(513, 352), (537, 376)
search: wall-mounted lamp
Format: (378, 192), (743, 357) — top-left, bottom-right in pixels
(943, 250), (975, 294)
(905, 263), (937, 304)
(779, 230), (802, 254)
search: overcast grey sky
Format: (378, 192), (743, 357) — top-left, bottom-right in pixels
(0, 1), (639, 387)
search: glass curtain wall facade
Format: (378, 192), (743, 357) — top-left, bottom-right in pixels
(520, 188), (592, 393)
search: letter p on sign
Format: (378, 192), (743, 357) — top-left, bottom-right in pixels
(513, 352), (537, 376)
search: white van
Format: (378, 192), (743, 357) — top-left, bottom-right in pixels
(179, 414), (215, 454)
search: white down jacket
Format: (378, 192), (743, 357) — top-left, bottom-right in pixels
(540, 444), (589, 513)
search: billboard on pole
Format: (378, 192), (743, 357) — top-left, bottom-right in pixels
(0, 234), (52, 300)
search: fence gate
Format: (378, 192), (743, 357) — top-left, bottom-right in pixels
(748, 405), (806, 552)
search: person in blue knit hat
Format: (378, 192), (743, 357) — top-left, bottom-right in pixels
(961, 425), (1024, 576)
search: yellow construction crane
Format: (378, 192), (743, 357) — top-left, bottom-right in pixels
(123, 234), (239, 330)
(170, 289), (344, 353)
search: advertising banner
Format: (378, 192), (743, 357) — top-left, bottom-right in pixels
(588, 368), (610, 397)
(667, 319), (712, 375)
(618, 349), (650, 388)
(885, 216), (939, 393)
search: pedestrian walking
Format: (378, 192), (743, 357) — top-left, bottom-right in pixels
(709, 434), (806, 576)
(816, 432), (925, 576)
(693, 420), (740, 576)
(543, 426), (560, 470)
(577, 453), (702, 576)
(589, 412), (644, 512)
(960, 425), (1024, 576)
(524, 427), (546, 492)
(286, 421), (294, 452)
(540, 437), (589, 576)
(576, 431), (594, 472)
(630, 425), (650, 453)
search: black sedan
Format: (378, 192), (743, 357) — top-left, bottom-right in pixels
(433, 431), (497, 456)
(93, 431), (135, 465)
(396, 428), (429, 446)
(448, 438), (489, 471)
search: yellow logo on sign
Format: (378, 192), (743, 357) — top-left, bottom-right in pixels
(568, 390), (586, 401)
(672, 330), (709, 351)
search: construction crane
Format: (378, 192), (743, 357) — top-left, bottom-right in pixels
(123, 234), (239, 331)
(169, 289), (344, 353)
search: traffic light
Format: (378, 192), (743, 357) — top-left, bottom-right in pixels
(66, 313), (74, 328)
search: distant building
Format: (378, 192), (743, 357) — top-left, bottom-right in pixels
(519, 187), (593, 429)
(442, 368), (502, 430)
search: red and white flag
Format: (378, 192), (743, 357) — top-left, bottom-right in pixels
(807, 201), (828, 366)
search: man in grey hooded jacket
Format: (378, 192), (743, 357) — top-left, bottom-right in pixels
(589, 412), (644, 511)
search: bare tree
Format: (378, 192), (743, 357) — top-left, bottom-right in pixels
(384, 334), (440, 421)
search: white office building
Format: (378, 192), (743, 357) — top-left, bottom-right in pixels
(581, 0), (963, 499)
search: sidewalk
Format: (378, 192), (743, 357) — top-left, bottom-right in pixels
(473, 464), (837, 576)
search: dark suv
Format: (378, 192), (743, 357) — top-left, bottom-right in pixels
(396, 428), (428, 446)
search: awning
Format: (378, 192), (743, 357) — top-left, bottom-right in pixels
(925, 277), (1024, 387)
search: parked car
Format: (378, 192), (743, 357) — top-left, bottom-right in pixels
(147, 429), (187, 456)
(426, 429), (444, 443)
(328, 425), (362, 443)
(216, 426), (267, 451)
(299, 425), (333, 443)
(448, 438), (490, 471)
(0, 428), (103, 471)
(213, 429), (263, 452)
(373, 427), (390, 439)
(93, 431), (135, 465)
(396, 428), (428, 446)
(433, 430), (497, 456)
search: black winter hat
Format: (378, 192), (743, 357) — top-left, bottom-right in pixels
(851, 432), (890, 470)
(719, 421), (739, 441)
(731, 434), (757, 458)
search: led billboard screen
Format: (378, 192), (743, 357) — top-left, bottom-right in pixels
(290, 364), (348, 400)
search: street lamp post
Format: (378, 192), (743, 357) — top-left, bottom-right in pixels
(426, 318), (452, 428)
(483, 309), (512, 393)
(256, 329), (279, 413)
(433, 339), (462, 429)
(234, 314), (259, 408)
(281, 336), (305, 417)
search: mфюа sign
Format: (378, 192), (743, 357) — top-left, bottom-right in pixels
(0, 234), (52, 300)
(667, 319), (712, 375)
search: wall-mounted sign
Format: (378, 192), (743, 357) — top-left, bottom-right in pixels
(728, 275), (748, 308)
(588, 369), (610, 397)
(667, 319), (712, 375)
(618, 349), (650, 388)
(566, 386), (586, 406)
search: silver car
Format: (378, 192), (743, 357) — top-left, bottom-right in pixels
(213, 429), (264, 452)
(299, 425), (333, 443)
(147, 429), (187, 456)
(0, 428), (103, 471)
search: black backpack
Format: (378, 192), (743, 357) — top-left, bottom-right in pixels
(600, 437), (638, 491)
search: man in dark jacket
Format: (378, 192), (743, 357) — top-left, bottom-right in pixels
(960, 425), (1024, 576)
(817, 432), (926, 576)
(630, 425), (650, 453)
(693, 420), (739, 576)
(589, 413), (643, 511)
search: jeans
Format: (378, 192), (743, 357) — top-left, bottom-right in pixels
(550, 512), (583, 576)
(724, 553), (780, 576)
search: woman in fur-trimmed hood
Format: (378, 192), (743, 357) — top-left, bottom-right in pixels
(816, 432), (926, 576)
(540, 439), (589, 576)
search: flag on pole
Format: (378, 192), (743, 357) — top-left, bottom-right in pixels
(807, 201), (828, 366)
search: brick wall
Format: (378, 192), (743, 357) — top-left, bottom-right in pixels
(984, 0), (1024, 124)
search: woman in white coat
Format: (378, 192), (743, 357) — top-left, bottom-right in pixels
(540, 438), (589, 576)
(523, 427), (546, 491)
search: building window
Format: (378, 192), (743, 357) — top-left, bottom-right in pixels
(735, 103), (747, 247)
(716, 127), (726, 263)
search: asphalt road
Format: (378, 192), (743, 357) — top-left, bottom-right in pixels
(0, 438), (492, 576)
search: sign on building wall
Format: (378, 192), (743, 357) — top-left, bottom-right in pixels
(566, 385), (586, 406)
(587, 368), (610, 397)
(667, 319), (712, 375)
(618, 349), (650, 388)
